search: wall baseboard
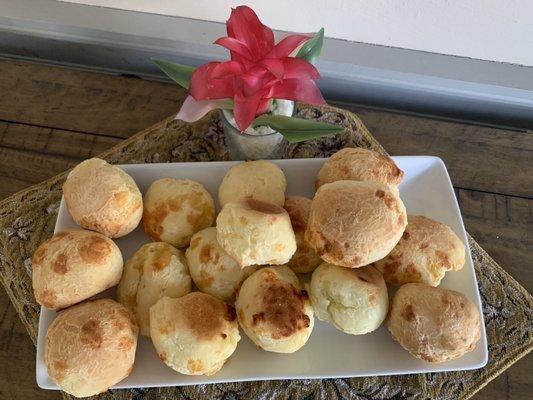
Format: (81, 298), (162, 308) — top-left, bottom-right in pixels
(1, 0), (533, 129)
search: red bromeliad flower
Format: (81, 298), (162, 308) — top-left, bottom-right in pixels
(177, 5), (326, 131)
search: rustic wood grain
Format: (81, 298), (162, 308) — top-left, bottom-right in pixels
(0, 174), (33, 200)
(344, 105), (533, 198)
(0, 60), (186, 137)
(458, 188), (532, 293)
(0, 285), (59, 400)
(0, 60), (530, 400)
(0, 121), (122, 198)
(0, 121), (121, 157)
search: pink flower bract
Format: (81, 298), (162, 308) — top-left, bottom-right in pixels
(181, 5), (326, 131)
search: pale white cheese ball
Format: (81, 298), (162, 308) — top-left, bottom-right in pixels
(63, 158), (143, 238)
(32, 229), (123, 310)
(218, 160), (286, 207)
(216, 199), (297, 267)
(235, 266), (314, 353)
(186, 227), (259, 301)
(150, 293), (240, 376)
(308, 262), (388, 335)
(143, 178), (215, 247)
(117, 242), (191, 337)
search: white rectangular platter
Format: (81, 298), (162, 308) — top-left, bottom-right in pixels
(37, 156), (488, 390)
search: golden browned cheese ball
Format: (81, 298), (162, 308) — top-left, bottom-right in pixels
(44, 299), (138, 398)
(186, 227), (259, 301)
(32, 230), (123, 310)
(216, 199), (296, 267)
(117, 242), (191, 337)
(143, 178), (215, 247)
(218, 160), (286, 207)
(283, 196), (322, 273)
(305, 180), (407, 268)
(316, 148), (404, 189)
(374, 215), (466, 286)
(388, 283), (481, 362)
(235, 266), (314, 353)
(150, 293), (240, 376)
(62, 158), (143, 238)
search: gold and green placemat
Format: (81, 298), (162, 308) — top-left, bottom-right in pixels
(0, 104), (531, 400)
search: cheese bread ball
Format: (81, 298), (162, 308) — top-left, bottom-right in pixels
(388, 283), (481, 362)
(150, 293), (240, 376)
(218, 160), (286, 207)
(62, 158), (143, 238)
(143, 178), (215, 247)
(316, 148), (404, 189)
(283, 196), (322, 273)
(305, 180), (407, 268)
(117, 242), (191, 337)
(32, 230), (123, 310)
(186, 227), (259, 301)
(216, 199), (296, 267)
(308, 263), (388, 335)
(44, 299), (138, 398)
(374, 215), (466, 286)
(235, 266), (314, 353)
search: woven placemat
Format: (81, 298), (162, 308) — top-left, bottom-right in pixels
(0, 104), (531, 400)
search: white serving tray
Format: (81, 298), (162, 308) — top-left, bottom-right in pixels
(36, 156), (488, 391)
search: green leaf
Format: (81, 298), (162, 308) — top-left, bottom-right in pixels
(295, 28), (324, 64)
(153, 59), (195, 89)
(251, 115), (343, 143)
(217, 99), (234, 110)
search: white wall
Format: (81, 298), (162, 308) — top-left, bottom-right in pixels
(3, 0), (532, 126)
(60, 0), (533, 67)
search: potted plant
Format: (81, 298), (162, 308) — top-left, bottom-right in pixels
(155, 5), (342, 160)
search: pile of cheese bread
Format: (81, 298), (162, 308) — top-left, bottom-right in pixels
(32, 149), (481, 397)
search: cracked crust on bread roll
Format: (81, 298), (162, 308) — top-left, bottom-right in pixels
(308, 262), (388, 334)
(62, 158), (143, 238)
(44, 299), (138, 397)
(374, 215), (466, 286)
(150, 293), (240, 376)
(316, 148), (403, 189)
(117, 242), (191, 337)
(218, 160), (286, 207)
(305, 180), (407, 268)
(186, 227), (259, 301)
(216, 199), (296, 267)
(32, 229), (123, 310)
(388, 283), (481, 362)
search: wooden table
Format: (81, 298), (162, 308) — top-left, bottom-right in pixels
(0, 59), (530, 399)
